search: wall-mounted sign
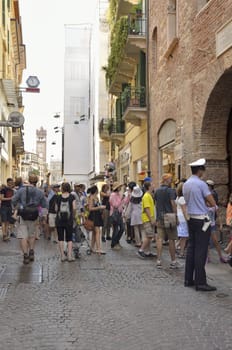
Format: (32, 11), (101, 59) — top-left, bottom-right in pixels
(26, 76), (40, 88)
(8, 112), (25, 128)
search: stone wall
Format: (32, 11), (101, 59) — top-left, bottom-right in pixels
(149, 0), (232, 200)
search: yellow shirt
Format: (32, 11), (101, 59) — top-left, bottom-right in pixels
(142, 192), (155, 223)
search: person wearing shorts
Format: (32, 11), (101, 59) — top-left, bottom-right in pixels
(137, 181), (156, 259)
(11, 175), (48, 265)
(155, 173), (178, 269)
(48, 184), (60, 243)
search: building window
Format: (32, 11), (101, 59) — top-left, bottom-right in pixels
(152, 27), (158, 70)
(167, 0), (177, 45)
(158, 119), (176, 179)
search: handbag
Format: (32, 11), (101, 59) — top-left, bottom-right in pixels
(163, 213), (177, 229)
(84, 218), (94, 231)
(110, 208), (121, 224)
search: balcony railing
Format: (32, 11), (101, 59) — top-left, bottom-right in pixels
(121, 87), (146, 114)
(109, 119), (125, 135)
(128, 14), (146, 36)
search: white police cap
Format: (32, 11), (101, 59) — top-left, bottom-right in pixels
(189, 158), (206, 167)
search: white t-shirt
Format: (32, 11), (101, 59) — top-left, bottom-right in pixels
(176, 196), (187, 223)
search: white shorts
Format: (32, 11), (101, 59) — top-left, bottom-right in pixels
(177, 221), (189, 238)
(48, 213), (56, 228)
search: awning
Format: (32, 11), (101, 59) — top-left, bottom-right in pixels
(2, 79), (18, 107)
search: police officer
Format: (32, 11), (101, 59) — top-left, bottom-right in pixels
(183, 159), (217, 291)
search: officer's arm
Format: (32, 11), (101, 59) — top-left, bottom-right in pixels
(205, 194), (216, 208)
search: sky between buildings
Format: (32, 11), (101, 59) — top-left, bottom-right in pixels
(19, 0), (98, 162)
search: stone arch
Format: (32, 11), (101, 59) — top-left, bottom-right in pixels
(200, 67), (232, 199)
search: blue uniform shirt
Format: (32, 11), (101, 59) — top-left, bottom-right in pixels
(183, 175), (211, 215)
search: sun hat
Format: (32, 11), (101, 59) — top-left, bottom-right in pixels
(161, 173), (172, 183)
(112, 182), (123, 191)
(206, 179), (214, 186)
(132, 185), (143, 198)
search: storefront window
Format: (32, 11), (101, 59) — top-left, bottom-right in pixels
(158, 119), (176, 180)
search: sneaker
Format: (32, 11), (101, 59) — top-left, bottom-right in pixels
(137, 251), (147, 259)
(29, 249), (35, 262)
(23, 254), (30, 265)
(111, 245), (121, 251)
(156, 260), (162, 268)
(178, 254), (185, 259)
(61, 256), (67, 262)
(145, 252), (157, 258)
(68, 256), (75, 262)
(170, 261), (179, 269)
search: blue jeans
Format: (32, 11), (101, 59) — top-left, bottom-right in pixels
(111, 215), (124, 247)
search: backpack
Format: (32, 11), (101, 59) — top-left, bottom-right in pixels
(56, 195), (73, 224)
(19, 187), (39, 221)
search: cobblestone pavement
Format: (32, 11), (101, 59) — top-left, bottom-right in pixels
(0, 234), (231, 350)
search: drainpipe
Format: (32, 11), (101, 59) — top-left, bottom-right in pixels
(146, 0), (151, 177)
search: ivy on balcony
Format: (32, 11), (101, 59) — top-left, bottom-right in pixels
(103, 16), (129, 87)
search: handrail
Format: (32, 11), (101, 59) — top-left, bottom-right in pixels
(128, 14), (146, 36)
(121, 87), (146, 114)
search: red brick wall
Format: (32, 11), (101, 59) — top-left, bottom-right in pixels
(149, 0), (232, 197)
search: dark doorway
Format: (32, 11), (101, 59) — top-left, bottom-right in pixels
(227, 109), (232, 193)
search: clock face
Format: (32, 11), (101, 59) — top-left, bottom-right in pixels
(26, 76), (40, 88)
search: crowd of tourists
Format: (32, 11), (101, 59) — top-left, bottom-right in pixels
(0, 158), (232, 292)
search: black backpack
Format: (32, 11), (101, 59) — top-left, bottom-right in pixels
(19, 187), (39, 221)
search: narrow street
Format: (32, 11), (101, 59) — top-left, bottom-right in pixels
(0, 235), (231, 350)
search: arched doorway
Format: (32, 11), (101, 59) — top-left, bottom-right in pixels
(200, 68), (232, 199)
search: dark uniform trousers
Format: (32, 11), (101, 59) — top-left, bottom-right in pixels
(185, 218), (211, 286)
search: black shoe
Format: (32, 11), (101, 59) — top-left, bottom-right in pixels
(101, 236), (106, 242)
(184, 280), (195, 287)
(106, 236), (112, 241)
(145, 252), (157, 258)
(23, 254), (30, 265)
(137, 251), (147, 259)
(196, 284), (217, 292)
(29, 249), (35, 262)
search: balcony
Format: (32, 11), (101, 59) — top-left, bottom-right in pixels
(109, 119), (125, 145)
(126, 15), (147, 54)
(99, 119), (111, 141)
(108, 14), (146, 95)
(121, 87), (147, 125)
(117, 0), (139, 19)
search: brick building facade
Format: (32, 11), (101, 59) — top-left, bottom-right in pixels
(148, 0), (232, 200)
